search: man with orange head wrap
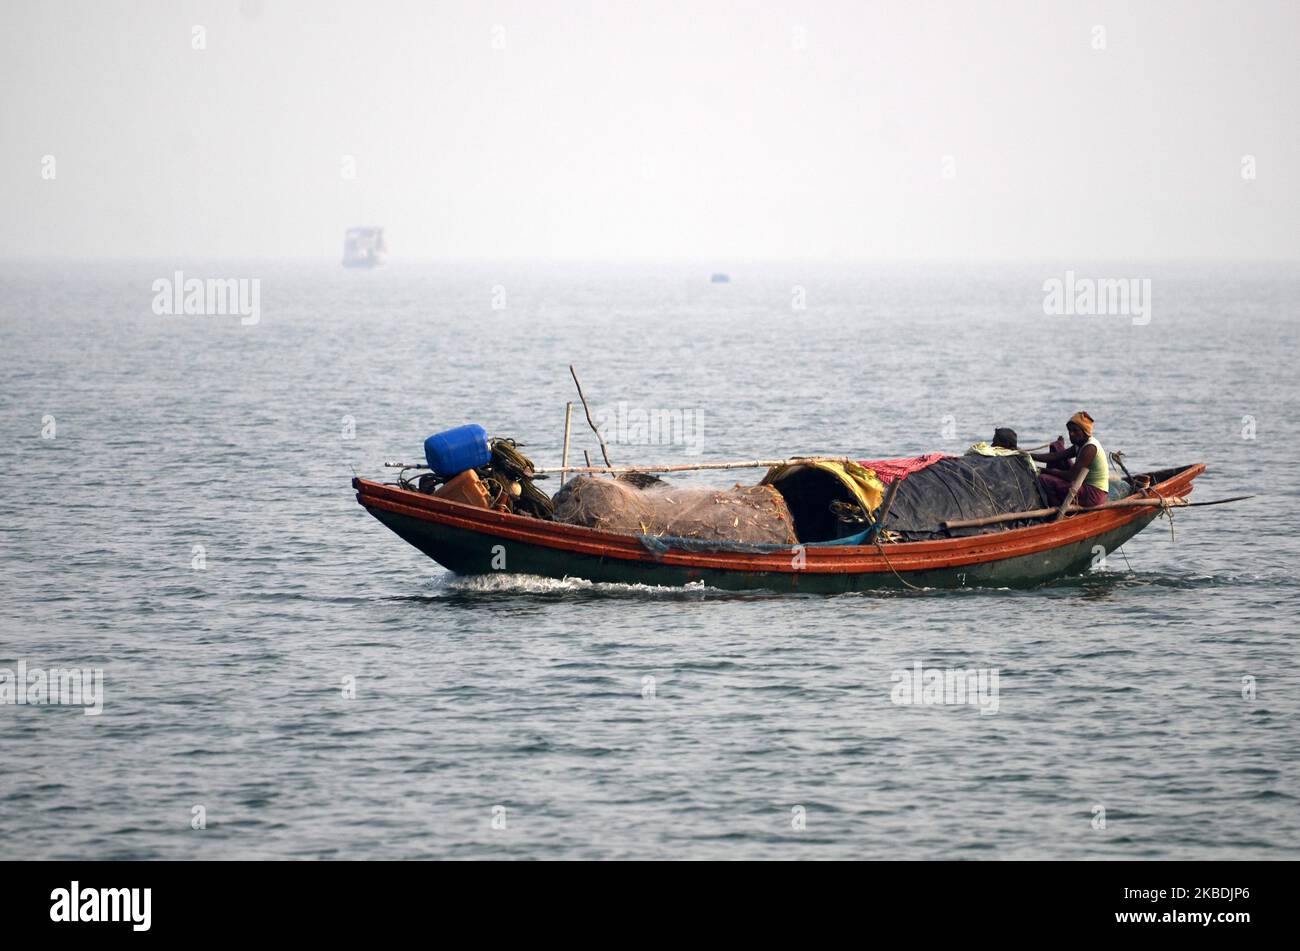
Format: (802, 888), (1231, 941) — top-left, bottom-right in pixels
(1030, 412), (1110, 508)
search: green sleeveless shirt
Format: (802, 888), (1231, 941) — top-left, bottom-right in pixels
(1083, 436), (1109, 491)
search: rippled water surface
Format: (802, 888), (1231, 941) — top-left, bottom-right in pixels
(1, 260), (1297, 859)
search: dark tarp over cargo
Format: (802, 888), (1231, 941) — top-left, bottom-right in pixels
(876, 455), (1048, 540)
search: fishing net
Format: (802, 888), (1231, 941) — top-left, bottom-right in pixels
(486, 438), (553, 519)
(552, 475), (799, 544)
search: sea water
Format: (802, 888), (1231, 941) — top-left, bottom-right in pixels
(1, 259), (1296, 858)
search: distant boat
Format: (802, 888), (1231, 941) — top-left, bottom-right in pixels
(710, 273), (730, 283)
(342, 227), (387, 268)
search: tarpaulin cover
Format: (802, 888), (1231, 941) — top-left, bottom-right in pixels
(761, 459), (886, 542)
(877, 455), (1048, 540)
(858, 453), (949, 485)
(762, 459), (885, 512)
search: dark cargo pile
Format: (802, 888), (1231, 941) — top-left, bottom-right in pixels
(876, 455), (1047, 541)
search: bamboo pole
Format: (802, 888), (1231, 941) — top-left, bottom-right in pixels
(865, 477), (902, 539)
(532, 456), (855, 476)
(569, 365), (612, 469)
(560, 402), (573, 487)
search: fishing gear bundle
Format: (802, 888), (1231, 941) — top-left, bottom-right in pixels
(401, 434), (553, 520)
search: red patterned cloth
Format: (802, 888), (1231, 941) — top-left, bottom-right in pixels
(858, 452), (949, 485)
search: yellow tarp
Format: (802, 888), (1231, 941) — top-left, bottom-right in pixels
(762, 459), (886, 514)
(966, 442), (1037, 474)
(966, 441), (1023, 458)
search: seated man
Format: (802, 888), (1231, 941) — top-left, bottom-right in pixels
(1030, 411), (1109, 508)
(991, 427), (1018, 450)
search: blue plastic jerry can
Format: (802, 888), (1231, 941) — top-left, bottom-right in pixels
(424, 424), (491, 476)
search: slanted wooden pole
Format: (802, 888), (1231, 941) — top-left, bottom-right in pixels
(867, 477), (903, 541)
(1053, 467), (1089, 521)
(569, 365), (612, 469)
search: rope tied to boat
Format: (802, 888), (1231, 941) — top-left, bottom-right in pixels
(824, 497), (922, 589)
(1154, 493), (1189, 542)
(872, 535), (924, 591)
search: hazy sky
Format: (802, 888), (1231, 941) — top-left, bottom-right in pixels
(2, 0), (1297, 260)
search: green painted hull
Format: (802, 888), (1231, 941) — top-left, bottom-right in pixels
(368, 507), (1161, 593)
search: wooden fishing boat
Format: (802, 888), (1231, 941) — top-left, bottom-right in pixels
(353, 463), (1207, 593)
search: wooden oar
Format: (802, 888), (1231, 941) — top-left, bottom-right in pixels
(942, 494), (1252, 531)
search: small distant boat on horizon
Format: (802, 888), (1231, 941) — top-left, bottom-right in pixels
(342, 227), (387, 268)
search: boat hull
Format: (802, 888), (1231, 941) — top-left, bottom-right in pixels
(354, 464), (1203, 593)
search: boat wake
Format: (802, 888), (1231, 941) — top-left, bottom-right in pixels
(412, 566), (1285, 602)
(430, 572), (732, 600)
(1041, 568), (1285, 592)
